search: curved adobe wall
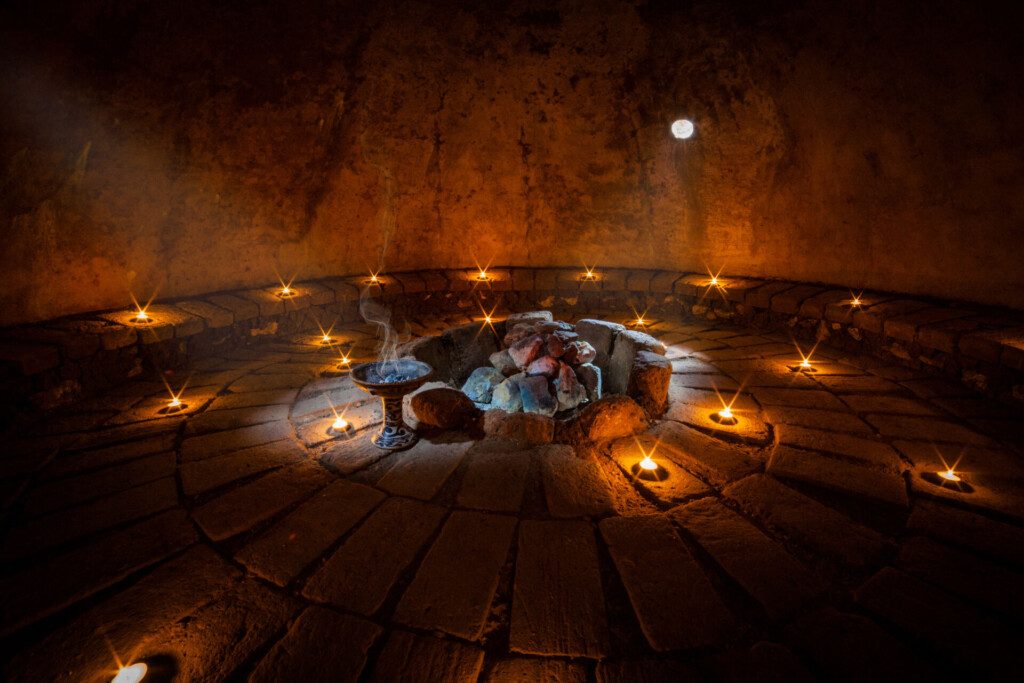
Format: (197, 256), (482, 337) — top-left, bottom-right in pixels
(2, 0), (1023, 326)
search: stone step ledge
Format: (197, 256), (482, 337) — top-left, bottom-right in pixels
(1, 268), (1022, 410)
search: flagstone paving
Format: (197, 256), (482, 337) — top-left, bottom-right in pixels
(2, 313), (1023, 681)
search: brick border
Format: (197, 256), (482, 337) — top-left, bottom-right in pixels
(2, 268), (1022, 412)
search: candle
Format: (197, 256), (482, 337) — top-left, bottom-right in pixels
(112, 663), (147, 683)
(639, 454), (658, 471)
(332, 415), (350, 431)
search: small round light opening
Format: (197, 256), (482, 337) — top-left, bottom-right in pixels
(671, 119), (695, 140)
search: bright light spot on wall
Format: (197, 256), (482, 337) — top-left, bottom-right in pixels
(671, 119), (695, 139)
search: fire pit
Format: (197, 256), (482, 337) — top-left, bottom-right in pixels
(351, 358), (433, 450)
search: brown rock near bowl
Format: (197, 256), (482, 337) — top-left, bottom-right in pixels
(411, 387), (481, 430)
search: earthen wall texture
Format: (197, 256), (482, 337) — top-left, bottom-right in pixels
(2, 0), (1022, 325)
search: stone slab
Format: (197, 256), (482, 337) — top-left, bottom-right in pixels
(600, 514), (735, 650)
(376, 440), (471, 501)
(371, 631), (484, 682)
(303, 497), (446, 616)
(1, 509), (197, 636)
(510, 520), (608, 658)
(670, 498), (827, 618)
(541, 445), (616, 518)
(236, 480), (385, 586)
(250, 606), (382, 683)
(724, 475), (888, 568)
(395, 510), (516, 639)
(191, 463), (330, 541)
(768, 445), (909, 507)
(456, 444), (532, 513)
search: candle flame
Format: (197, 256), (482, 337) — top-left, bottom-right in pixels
(274, 270), (297, 298)
(332, 415), (349, 431)
(939, 469), (961, 482)
(639, 454), (658, 471)
(706, 265), (726, 287)
(935, 449), (966, 485)
(112, 663), (147, 683)
(718, 406), (733, 420)
(128, 292), (155, 323)
(582, 263), (597, 280)
(849, 290), (864, 307)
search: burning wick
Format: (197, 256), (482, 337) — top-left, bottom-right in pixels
(939, 468), (962, 482)
(339, 353), (351, 366)
(112, 663), (147, 683)
(331, 415), (350, 431)
(851, 297), (862, 307)
(483, 314), (493, 324)
(709, 276), (718, 286)
(476, 269), (489, 281)
(168, 397), (181, 409)
(321, 334), (332, 344)
(368, 271), (381, 284)
(279, 285), (292, 297)
(800, 358), (812, 369)
(639, 454), (658, 471)
(718, 406), (734, 420)
(133, 310), (149, 323)
(583, 267), (597, 280)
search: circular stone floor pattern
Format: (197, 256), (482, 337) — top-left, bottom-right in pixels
(3, 311), (1024, 682)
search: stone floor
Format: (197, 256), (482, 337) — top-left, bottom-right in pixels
(2, 312), (1023, 682)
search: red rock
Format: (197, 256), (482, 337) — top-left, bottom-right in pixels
(483, 410), (555, 445)
(509, 334), (545, 369)
(559, 395), (647, 443)
(563, 340), (597, 365)
(555, 361), (586, 411)
(526, 355), (560, 378)
(546, 334), (566, 358)
(503, 322), (538, 347)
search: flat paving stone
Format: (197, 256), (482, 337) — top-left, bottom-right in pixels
(456, 445), (532, 513)
(705, 642), (814, 683)
(775, 425), (903, 470)
(1, 509), (197, 635)
(236, 480), (385, 586)
(595, 659), (701, 682)
(751, 387), (848, 410)
(395, 510), (516, 639)
(541, 446), (616, 518)
(3, 546), (238, 682)
(191, 463), (330, 541)
(609, 434), (710, 504)
(371, 630), (485, 682)
(724, 475), (888, 568)
(666, 402), (771, 446)
(866, 414), (995, 446)
(857, 567), (1020, 677)
(317, 430), (391, 474)
(376, 440), (471, 501)
(839, 394), (940, 416)
(3, 476), (178, 560)
(185, 404), (291, 434)
(181, 438), (306, 496)
(142, 579), (298, 682)
(42, 432), (176, 478)
(897, 536), (1024, 618)
(511, 520), (609, 658)
(762, 406), (874, 435)
(600, 514), (735, 650)
(303, 497), (446, 615)
(181, 421), (295, 462)
(486, 658), (588, 682)
(768, 446), (909, 507)
(784, 608), (939, 683)
(646, 421), (761, 486)
(250, 605), (381, 682)
(22, 451), (176, 516)
(670, 498), (827, 619)
(907, 499), (1024, 567)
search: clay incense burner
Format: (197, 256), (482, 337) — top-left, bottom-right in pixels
(351, 359), (433, 450)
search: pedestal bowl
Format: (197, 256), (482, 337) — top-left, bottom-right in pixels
(351, 359), (433, 450)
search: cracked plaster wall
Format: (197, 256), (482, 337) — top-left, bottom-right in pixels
(1, 0), (1022, 325)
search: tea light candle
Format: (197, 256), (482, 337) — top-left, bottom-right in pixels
(112, 663), (147, 683)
